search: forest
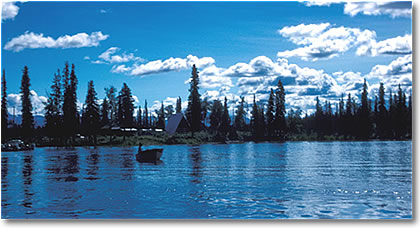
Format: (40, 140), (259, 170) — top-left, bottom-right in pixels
(1, 63), (412, 146)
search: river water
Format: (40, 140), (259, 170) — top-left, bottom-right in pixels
(1, 141), (412, 219)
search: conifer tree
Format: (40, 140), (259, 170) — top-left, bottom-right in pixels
(44, 70), (63, 139)
(357, 79), (372, 139)
(105, 86), (118, 126)
(144, 100), (149, 128)
(251, 95), (259, 139)
(117, 83), (135, 128)
(101, 98), (110, 127)
(209, 99), (222, 131)
(20, 66), (34, 139)
(220, 97), (230, 137)
(266, 89), (275, 137)
(186, 65), (201, 134)
(2, 69), (8, 139)
(234, 96), (246, 131)
(176, 96), (182, 113)
(157, 102), (165, 129)
(63, 64), (79, 141)
(82, 81), (100, 144)
(274, 80), (286, 138)
(137, 105), (142, 128)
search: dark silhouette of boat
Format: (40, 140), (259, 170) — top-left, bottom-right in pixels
(2, 139), (34, 152)
(136, 144), (163, 163)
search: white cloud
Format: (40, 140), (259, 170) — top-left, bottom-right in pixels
(356, 34), (412, 56)
(277, 23), (376, 61)
(4, 31), (109, 52)
(301, 1), (342, 7)
(7, 90), (48, 116)
(126, 55), (215, 76)
(344, 1), (412, 18)
(96, 47), (144, 64)
(2, 2), (19, 21)
(367, 54), (412, 81)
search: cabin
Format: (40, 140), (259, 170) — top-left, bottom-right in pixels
(165, 113), (190, 135)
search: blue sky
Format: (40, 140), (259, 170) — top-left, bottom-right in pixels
(1, 1), (412, 116)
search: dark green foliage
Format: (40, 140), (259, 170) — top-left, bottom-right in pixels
(105, 86), (118, 126)
(44, 69), (63, 139)
(136, 105), (142, 128)
(2, 69), (8, 140)
(234, 96), (246, 131)
(165, 105), (174, 118)
(101, 98), (110, 127)
(220, 97), (230, 137)
(63, 63), (79, 140)
(266, 89), (275, 138)
(176, 96), (182, 113)
(144, 100), (149, 128)
(209, 99), (222, 131)
(186, 65), (202, 134)
(20, 66), (34, 139)
(274, 80), (286, 139)
(156, 102), (165, 129)
(117, 83), (135, 128)
(81, 81), (100, 144)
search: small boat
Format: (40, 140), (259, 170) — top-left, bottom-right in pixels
(136, 144), (163, 163)
(2, 139), (34, 152)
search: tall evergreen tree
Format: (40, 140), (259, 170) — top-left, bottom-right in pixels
(82, 81), (100, 144)
(63, 64), (79, 141)
(105, 86), (118, 126)
(251, 95), (260, 139)
(44, 70), (63, 139)
(137, 105), (142, 128)
(209, 99), (222, 131)
(266, 89), (275, 138)
(144, 100), (149, 128)
(186, 65), (201, 134)
(117, 83), (135, 128)
(101, 98), (110, 127)
(2, 69), (8, 139)
(220, 97), (230, 137)
(376, 83), (388, 138)
(357, 79), (372, 139)
(20, 66), (34, 139)
(157, 102), (165, 129)
(176, 96), (182, 113)
(274, 80), (286, 138)
(234, 96), (246, 131)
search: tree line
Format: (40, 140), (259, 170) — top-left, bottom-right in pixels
(1, 64), (412, 145)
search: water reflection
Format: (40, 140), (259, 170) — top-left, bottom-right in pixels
(63, 153), (79, 182)
(86, 149), (100, 181)
(189, 147), (202, 183)
(21, 154), (34, 213)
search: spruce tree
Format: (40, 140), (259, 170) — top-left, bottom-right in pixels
(234, 96), (246, 131)
(186, 65), (201, 134)
(220, 97), (230, 137)
(251, 95), (259, 139)
(20, 66), (34, 140)
(157, 102), (165, 129)
(105, 86), (118, 126)
(376, 83), (387, 138)
(137, 105), (142, 128)
(209, 99), (222, 131)
(176, 96), (182, 113)
(266, 89), (275, 138)
(2, 69), (8, 139)
(63, 64), (79, 141)
(44, 70), (63, 139)
(117, 83), (135, 128)
(274, 80), (286, 138)
(101, 98), (110, 127)
(356, 79), (372, 139)
(144, 100), (149, 128)
(82, 80), (100, 144)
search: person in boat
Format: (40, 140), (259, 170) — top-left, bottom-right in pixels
(138, 143), (143, 154)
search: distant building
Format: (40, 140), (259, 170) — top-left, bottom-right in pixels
(165, 113), (190, 135)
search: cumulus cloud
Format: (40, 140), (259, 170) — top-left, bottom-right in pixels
(344, 1), (412, 18)
(2, 2), (19, 21)
(301, 1), (342, 7)
(4, 31), (109, 52)
(116, 55), (215, 76)
(95, 47), (144, 64)
(277, 23), (410, 60)
(7, 90), (48, 116)
(356, 34), (412, 56)
(277, 23), (376, 61)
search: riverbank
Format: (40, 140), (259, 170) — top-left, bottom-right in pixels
(33, 131), (412, 147)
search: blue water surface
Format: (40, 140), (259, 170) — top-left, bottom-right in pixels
(1, 141), (412, 219)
